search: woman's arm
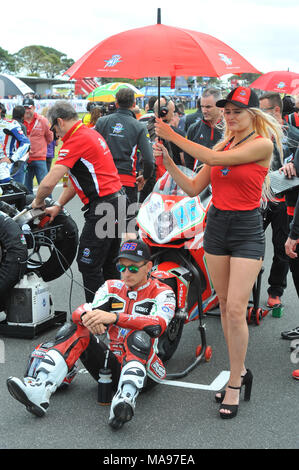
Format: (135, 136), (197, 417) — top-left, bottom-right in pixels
(155, 118), (273, 167)
(154, 141), (211, 197)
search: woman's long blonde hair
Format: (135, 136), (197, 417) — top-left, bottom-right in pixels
(214, 107), (284, 207)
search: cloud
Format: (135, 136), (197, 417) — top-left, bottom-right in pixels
(2, 0), (299, 74)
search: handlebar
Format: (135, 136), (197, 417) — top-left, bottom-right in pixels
(12, 205), (46, 223)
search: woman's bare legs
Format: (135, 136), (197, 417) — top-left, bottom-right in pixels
(205, 253), (262, 413)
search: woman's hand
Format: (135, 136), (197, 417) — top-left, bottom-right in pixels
(153, 140), (172, 170)
(154, 117), (174, 140)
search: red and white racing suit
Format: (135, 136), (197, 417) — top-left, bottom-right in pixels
(33, 277), (176, 387)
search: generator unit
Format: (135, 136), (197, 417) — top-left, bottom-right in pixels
(0, 272), (66, 338)
(6, 272), (53, 326)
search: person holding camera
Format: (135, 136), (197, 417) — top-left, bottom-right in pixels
(95, 88), (154, 205)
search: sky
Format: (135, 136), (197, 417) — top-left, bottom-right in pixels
(2, 0), (299, 76)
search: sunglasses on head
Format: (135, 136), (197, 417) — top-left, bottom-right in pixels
(116, 261), (148, 273)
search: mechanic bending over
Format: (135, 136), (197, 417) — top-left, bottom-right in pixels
(29, 101), (125, 302)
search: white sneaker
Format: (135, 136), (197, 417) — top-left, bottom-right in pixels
(7, 376), (55, 417)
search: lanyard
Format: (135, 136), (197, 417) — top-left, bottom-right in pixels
(231, 131), (256, 148)
(70, 122), (83, 137)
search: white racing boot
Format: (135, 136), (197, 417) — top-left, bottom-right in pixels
(7, 349), (68, 417)
(109, 361), (146, 430)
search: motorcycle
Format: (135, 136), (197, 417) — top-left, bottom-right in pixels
(137, 166), (219, 379)
(0, 180), (78, 336)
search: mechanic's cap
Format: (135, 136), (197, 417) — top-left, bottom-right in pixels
(216, 86), (259, 109)
(115, 239), (151, 263)
(23, 98), (35, 108)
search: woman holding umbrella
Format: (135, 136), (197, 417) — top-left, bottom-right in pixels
(154, 87), (283, 419)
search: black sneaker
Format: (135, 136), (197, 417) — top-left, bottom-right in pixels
(281, 326), (299, 340)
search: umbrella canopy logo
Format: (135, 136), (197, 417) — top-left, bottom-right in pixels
(104, 54), (122, 68)
(218, 54), (232, 66)
(277, 81), (286, 89)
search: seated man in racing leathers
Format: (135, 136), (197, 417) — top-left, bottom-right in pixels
(0, 103), (30, 184)
(7, 239), (176, 430)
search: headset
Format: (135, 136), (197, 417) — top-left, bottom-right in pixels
(159, 96), (172, 118)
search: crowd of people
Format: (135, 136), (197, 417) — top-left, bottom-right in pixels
(2, 85), (299, 428)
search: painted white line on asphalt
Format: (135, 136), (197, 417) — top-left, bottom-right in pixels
(151, 370), (230, 391)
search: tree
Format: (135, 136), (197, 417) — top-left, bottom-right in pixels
(13, 45), (74, 77)
(0, 47), (16, 73)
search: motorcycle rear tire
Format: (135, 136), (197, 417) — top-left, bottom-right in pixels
(33, 212), (79, 282)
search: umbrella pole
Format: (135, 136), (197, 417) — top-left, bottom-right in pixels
(157, 8), (161, 118)
(158, 76), (161, 117)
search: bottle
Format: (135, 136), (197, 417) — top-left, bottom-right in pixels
(97, 349), (112, 405)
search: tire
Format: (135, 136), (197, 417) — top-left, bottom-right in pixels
(157, 314), (185, 362)
(0, 213), (28, 310)
(33, 212), (79, 282)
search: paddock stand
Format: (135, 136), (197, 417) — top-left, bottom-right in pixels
(150, 250), (231, 393)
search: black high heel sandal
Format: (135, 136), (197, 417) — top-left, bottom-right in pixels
(219, 385), (241, 419)
(215, 369), (253, 403)
(219, 372), (253, 420)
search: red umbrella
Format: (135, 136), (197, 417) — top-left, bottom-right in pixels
(65, 13), (259, 80)
(249, 71), (299, 95)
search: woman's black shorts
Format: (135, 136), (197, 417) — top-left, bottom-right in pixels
(203, 205), (265, 260)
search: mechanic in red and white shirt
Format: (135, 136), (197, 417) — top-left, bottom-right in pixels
(31, 101), (124, 301)
(7, 239), (176, 430)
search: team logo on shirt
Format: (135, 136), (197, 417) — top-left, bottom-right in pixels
(58, 149), (69, 159)
(112, 123), (124, 134)
(98, 137), (107, 150)
(220, 167), (230, 176)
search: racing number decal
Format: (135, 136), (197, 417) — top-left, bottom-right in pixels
(173, 200), (200, 228)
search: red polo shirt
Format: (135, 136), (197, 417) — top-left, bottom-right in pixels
(55, 121), (121, 205)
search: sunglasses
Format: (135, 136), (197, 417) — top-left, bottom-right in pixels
(116, 261), (148, 273)
(50, 119), (58, 132)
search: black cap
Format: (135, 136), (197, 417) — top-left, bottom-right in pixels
(216, 87), (259, 109)
(23, 98), (35, 108)
(115, 239), (151, 263)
